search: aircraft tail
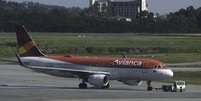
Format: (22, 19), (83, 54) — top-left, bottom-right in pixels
(16, 25), (45, 57)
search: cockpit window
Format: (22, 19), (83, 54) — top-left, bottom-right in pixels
(153, 70), (157, 72)
(155, 65), (162, 68)
(154, 64), (166, 69)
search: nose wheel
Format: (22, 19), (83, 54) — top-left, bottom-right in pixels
(147, 80), (153, 91)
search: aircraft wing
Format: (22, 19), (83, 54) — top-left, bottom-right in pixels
(24, 65), (110, 79)
(16, 53), (110, 78)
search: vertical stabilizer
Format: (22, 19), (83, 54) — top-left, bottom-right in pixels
(16, 25), (45, 57)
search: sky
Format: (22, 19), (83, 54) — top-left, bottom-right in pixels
(6, 0), (201, 14)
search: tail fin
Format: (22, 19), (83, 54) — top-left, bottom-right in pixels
(16, 25), (45, 57)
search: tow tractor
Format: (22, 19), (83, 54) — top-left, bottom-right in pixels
(161, 80), (186, 92)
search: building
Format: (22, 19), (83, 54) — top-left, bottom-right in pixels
(109, 0), (139, 18)
(89, 0), (108, 13)
(89, 0), (148, 18)
(141, 0), (148, 11)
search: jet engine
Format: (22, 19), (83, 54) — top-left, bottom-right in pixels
(119, 80), (143, 86)
(87, 74), (109, 88)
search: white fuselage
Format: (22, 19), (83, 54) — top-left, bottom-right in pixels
(20, 57), (173, 81)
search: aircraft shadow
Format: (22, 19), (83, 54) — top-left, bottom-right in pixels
(0, 84), (146, 91)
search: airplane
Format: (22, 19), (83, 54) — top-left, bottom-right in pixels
(15, 25), (173, 90)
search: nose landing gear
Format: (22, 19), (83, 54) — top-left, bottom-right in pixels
(147, 80), (153, 91)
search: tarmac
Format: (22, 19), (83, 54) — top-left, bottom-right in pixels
(0, 65), (201, 101)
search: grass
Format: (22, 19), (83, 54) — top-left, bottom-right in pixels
(1, 33), (201, 63)
(153, 53), (201, 63)
(167, 71), (201, 85)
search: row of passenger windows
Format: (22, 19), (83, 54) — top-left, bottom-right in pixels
(112, 68), (157, 73)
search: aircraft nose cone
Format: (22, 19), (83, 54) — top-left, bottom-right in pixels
(154, 69), (174, 80)
(165, 69), (174, 78)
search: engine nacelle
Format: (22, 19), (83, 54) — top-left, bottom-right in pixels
(87, 74), (109, 88)
(119, 80), (142, 86)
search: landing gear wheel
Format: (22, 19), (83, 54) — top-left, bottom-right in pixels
(102, 83), (110, 89)
(147, 80), (153, 91)
(147, 86), (153, 91)
(79, 83), (87, 89)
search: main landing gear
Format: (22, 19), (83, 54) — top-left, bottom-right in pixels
(79, 80), (88, 89)
(147, 80), (153, 91)
(78, 80), (110, 89)
(102, 83), (110, 89)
